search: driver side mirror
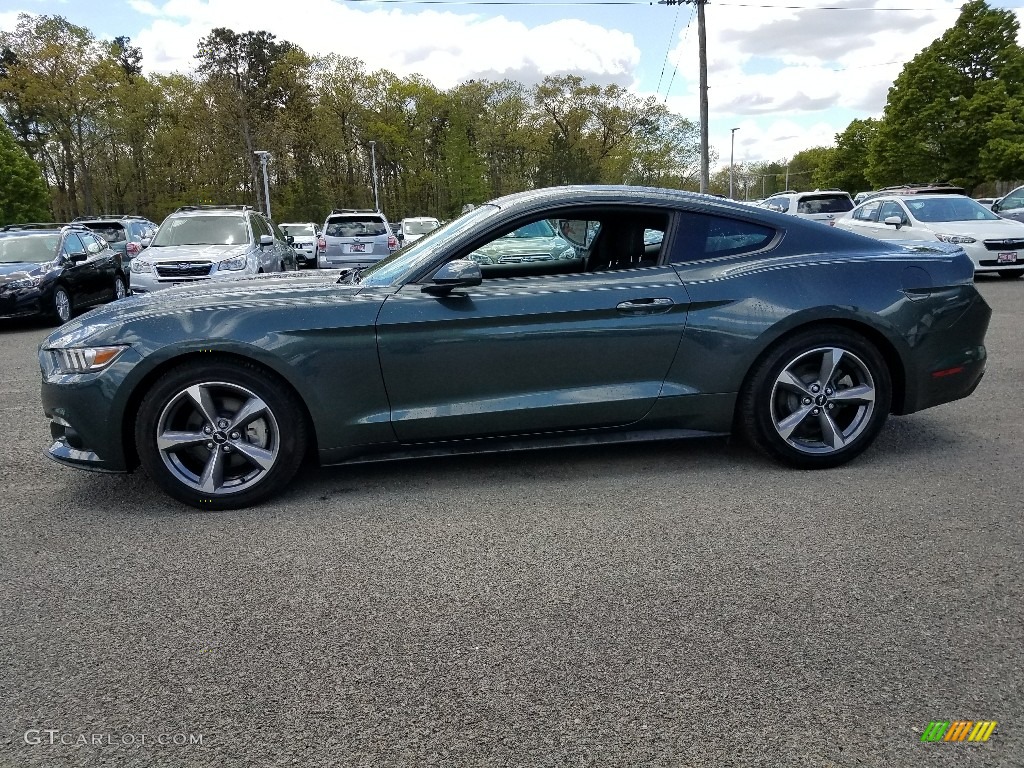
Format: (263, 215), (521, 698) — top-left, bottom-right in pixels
(422, 259), (482, 296)
(67, 251), (88, 263)
(259, 234), (273, 248)
(883, 216), (904, 230)
(140, 237), (152, 249)
(285, 235), (295, 245)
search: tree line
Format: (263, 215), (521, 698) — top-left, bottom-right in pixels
(0, 15), (700, 225)
(1, 0), (1022, 227)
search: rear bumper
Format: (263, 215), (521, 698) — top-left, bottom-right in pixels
(900, 288), (992, 414)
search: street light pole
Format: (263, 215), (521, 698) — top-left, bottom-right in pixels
(254, 151), (271, 219)
(729, 128), (739, 199)
(369, 141), (380, 212)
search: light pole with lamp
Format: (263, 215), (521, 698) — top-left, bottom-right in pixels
(254, 151), (272, 219)
(369, 141), (380, 212)
(729, 127), (739, 199)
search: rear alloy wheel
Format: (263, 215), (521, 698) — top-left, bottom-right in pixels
(135, 361), (307, 509)
(52, 285), (72, 324)
(114, 275), (127, 299)
(740, 328), (892, 468)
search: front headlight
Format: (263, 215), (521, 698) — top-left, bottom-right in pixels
(217, 254), (249, 271)
(48, 346), (128, 374)
(935, 234), (977, 244)
(131, 259), (154, 273)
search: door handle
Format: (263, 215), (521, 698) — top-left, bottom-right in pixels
(616, 297), (674, 313)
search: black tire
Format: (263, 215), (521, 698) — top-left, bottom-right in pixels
(51, 284), (72, 325)
(113, 274), (127, 300)
(739, 327), (892, 468)
(998, 269), (1023, 279)
(135, 360), (308, 509)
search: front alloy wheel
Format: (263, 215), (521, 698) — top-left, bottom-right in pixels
(52, 286), (72, 324)
(136, 362), (307, 509)
(741, 328), (892, 468)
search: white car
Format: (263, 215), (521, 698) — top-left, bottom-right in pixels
(834, 194), (1024, 278)
(399, 216), (441, 245)
(759, 190), (854, 226)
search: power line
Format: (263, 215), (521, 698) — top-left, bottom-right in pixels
(663, 3), (695, 101)
(655, 4), (682, 97)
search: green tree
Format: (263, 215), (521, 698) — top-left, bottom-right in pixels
(814, 118), (876, 193)
(0, 120), (50, 224)
(787, 146), (833, 191)
(868, 0), (1024, 191)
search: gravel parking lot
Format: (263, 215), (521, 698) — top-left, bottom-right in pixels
(1, 279), (1021, 767)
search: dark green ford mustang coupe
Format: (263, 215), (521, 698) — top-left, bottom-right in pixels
(40, 186), (990, 509)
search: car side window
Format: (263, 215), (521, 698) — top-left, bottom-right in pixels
(878, 201), (908, 225)
(1000, 190), (1024, 210)
(250, 215), (271, 239)
(668, 211), (775, 263)
(62, 233), (85, 257)
(854, 202), (881, 222)
(763, 196), (790, 213)
(81, 233), (104, 254)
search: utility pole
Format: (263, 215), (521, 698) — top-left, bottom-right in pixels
(369, 141), (380, 212)
(729, 127), (739, 199)
(254, 151), (271, 219)
(660, 0), (709, 193)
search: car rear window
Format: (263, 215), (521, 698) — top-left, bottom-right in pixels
(282, 224), (315, 237)
(325, 216), (387, 237)
(83, 224), (127, 242)
(797, 195), (853, 214)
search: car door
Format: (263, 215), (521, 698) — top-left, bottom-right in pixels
(60, 233), (103, 306)
(249, 215), (276, 272)
(80, 232), (119, 301)
(873, 200), (916, 241)
(374, 213), (691, 442)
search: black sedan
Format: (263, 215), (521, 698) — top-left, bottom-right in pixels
(39, 186), (991, 509)
(1, 224), (128, 324)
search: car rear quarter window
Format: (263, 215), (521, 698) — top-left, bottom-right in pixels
(763, 197), (790, 213)
(669, 211), (776, 262)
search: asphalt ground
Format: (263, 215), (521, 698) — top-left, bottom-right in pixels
(0, 278), (1021, 768)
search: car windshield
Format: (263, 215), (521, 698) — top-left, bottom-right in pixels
(359, 205), (500, 287)
(905, 198), (1000, 223)
(281, 224), (315, 237)
(0, 234), (60, 263)
(325, 216), (387, 237)
(151, 215), (250, 246)
(404, 220), (439, 235)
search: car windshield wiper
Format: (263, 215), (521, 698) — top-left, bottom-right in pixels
(335, 267), (362, 284)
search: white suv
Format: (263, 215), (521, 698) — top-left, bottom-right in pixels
(131, 205), (294, 293)
(320, 209), (398, 269)
(760, 190), (854, 226)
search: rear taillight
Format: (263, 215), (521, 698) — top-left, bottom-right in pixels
(388, 235), (397, 249)
(126, 242), (141, 255)
(317, 236), (326, 252)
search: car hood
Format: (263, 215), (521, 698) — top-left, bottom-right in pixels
(473, 236), (572, 263)
(921, 218), (1024, 237)
(140, 243), (250, 262)
(42, 271), (360, 346)
(0, 261), (51, 284)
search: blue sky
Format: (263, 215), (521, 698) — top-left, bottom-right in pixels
(2, 0), (1023, 175)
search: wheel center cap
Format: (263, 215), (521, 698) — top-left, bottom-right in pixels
(815, 394), (828, 406)
(212, 431), (228, 444)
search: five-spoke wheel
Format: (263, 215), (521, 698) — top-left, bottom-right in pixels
(52, 285), (72, 324)
(741, 328), (892, 468)
(136, 361), (307, 509)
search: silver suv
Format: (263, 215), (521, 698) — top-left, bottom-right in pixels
(320, 209), (398, 269)
(760, 190), (854, 225)
(130, 205), (296, 293)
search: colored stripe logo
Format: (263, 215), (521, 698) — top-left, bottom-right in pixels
(921, 721), (997, 742)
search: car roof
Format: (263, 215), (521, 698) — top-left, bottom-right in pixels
(170, 205), (254, 217)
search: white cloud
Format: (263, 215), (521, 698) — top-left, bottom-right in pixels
(132, 0), (640, 89)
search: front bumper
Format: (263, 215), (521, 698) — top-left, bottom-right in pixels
(130, 265), (258, 293)
(0, 285), (50, 320)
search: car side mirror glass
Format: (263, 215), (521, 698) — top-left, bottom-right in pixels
(883, 216), (903, 229)
(260, 234), (273, 248)
(397, 232), (405, 241)
(990, 200), (1001, 212)
(68, 251), (88, 263)
(422, 259), (482, 295)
